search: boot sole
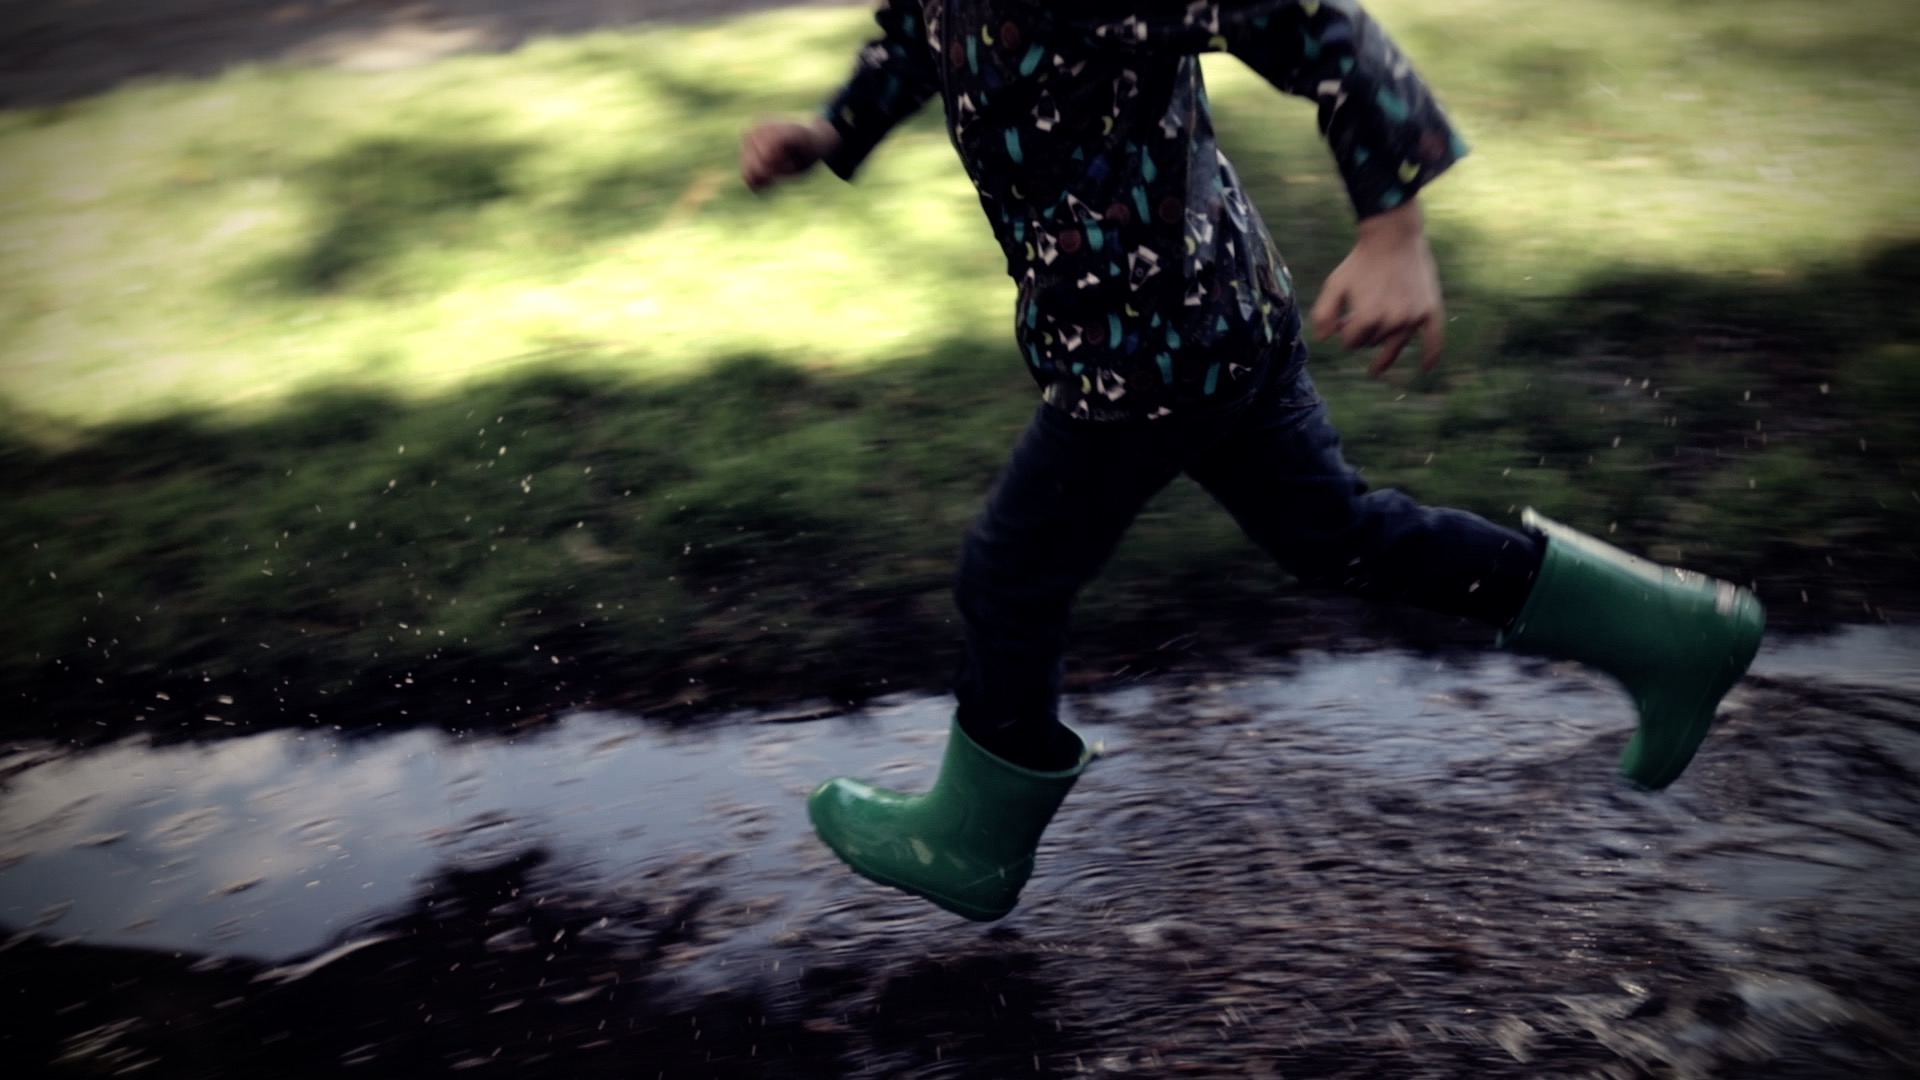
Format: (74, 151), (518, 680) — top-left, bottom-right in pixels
(806, 791), (1021, 914)
(811, 828), (1015, 922)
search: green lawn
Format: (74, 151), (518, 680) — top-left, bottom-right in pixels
(2, 0), (1915, 739)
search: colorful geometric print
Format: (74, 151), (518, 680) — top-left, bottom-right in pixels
(821, 1), (1464, 420)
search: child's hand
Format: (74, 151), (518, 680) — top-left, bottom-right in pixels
(740, 118), (841, 193)
(1310, 200), (1446, 378)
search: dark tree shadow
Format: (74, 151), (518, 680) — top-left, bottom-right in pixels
(3, 241), (1916, 749)
(229, 62), (981, 304)
(262, 135), (533, 294)
(0, 0), (863, 109)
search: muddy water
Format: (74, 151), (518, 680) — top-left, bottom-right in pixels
(2, 629), (1916, 1077)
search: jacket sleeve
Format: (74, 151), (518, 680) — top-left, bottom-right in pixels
(1068, 0), (1466, 218)
(819, 1), (943, 180)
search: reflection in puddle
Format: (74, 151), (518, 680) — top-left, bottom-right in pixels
(1749, 622), (1920, 692)
(0, 698), (1073, 964)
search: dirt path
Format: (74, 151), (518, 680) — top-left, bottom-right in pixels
(0, 0), (862, 107)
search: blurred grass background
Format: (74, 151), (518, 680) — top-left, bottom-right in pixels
(2, 0), (1915, 739)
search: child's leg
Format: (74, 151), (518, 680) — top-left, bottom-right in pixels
(1186, 363), (1762, 788)
(808, 393), (1251, 921)
(1184, 366), (1542, 628)
(953, 399), (1241, 769)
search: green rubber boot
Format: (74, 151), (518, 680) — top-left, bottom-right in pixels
(1499, 509), (1765, 789)
(807, 718), (1089, 921)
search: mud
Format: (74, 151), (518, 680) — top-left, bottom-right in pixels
(3, 628), (1916, 1077)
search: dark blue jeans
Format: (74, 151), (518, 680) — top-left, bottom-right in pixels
(953, 337), (1543, 768)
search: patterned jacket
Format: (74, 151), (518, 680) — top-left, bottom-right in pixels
(820, 0), (1465, 419)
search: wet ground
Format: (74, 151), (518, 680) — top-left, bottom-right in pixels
(3, 627), (1916, 1078)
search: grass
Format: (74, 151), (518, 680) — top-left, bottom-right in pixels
(2, 0), (1916, 740)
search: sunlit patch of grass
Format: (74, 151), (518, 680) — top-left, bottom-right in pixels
(1208, 0), (1920, 302)
(0, 8), (1002, 425)
(3, 1), (1916, 428)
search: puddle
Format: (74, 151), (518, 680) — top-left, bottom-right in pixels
(0, 697), (1136, 970)
(2, 628), (1916, 1077)
(1749, 621), (1920, 692)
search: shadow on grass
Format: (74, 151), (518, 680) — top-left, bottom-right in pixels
(261, 134), (535, 294)
(0, 0), (859, 109)
(4, 241), (1917, 747)
(239, 70), (985, 304)
(1481, 239), (1920, 549)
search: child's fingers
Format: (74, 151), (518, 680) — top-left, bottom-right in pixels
(776, 141), (813, 177)
(741, 124), (806, 192)
(1340, 310), (1387, 352)
(741, 129), (771, 190)
(1308, 283), (1346, 342)
(1368, 328), (1414, 378)
(1419, 310), (1446, 370)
